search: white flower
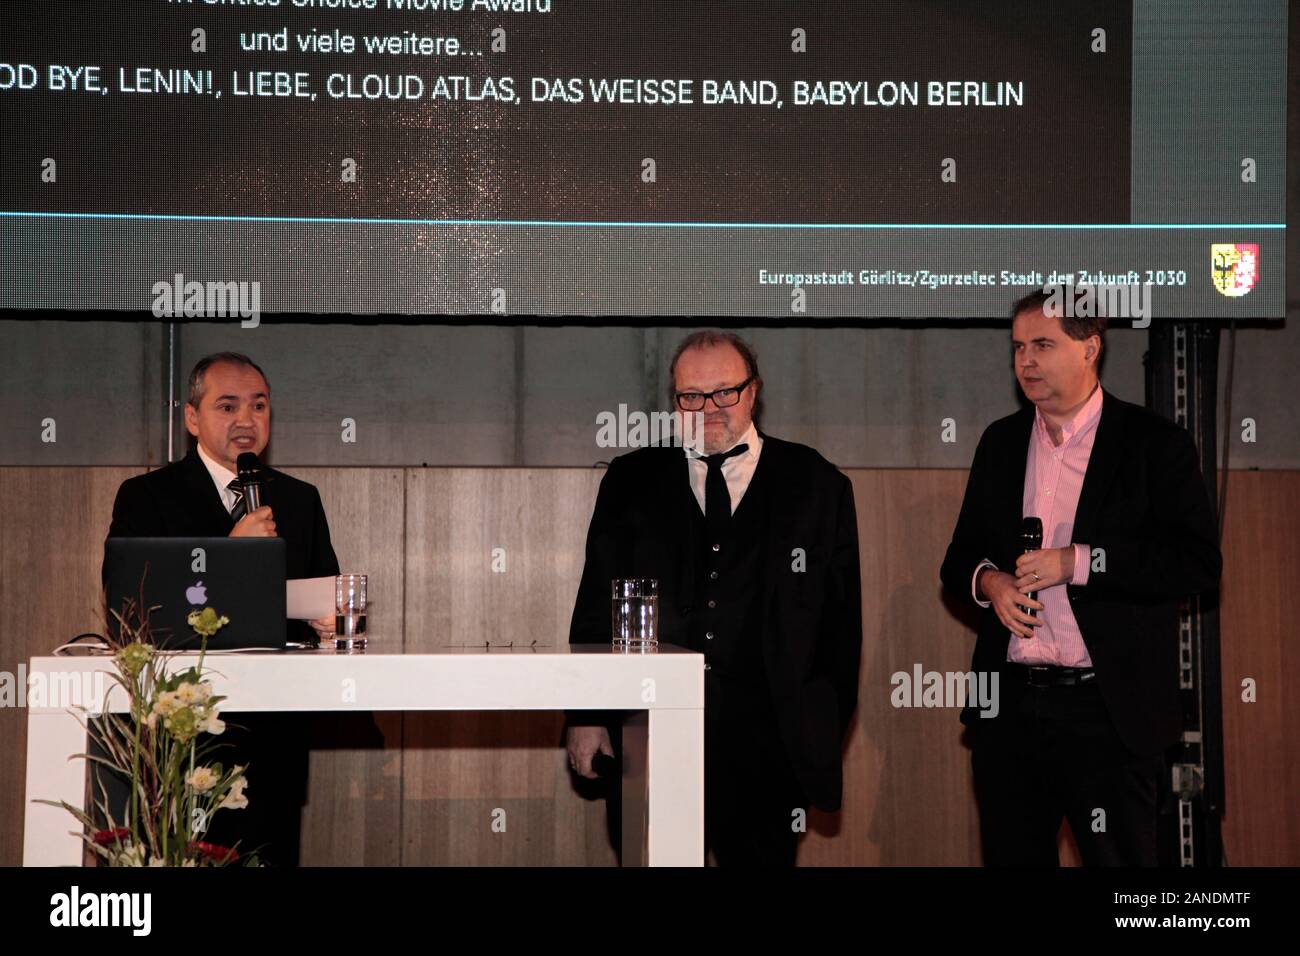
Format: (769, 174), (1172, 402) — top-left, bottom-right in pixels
(114, 843), (145, 867)
(219, 775), (249, 810)
(187, 766), (219, 793)
(144, 711), (158, 730)
(153, 690), (181, 717)
(176, 682), (203, 705)
(198, 711), (225, 735)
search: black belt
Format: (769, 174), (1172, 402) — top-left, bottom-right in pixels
(1005, 662), (1096, 687)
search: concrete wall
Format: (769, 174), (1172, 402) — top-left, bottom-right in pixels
(1, 318), (1295, 469)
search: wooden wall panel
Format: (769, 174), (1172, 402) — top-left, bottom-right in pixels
(1218, 471), (1300, 866)
(803, 470), (982, 865)
(403, 468), (603, 651)
(400, 710), (615, 866)
(2, 466), (1296, 868)
(0, 467), (139, 866)
(400, 468), (613, 865)
(287, 468), (406, 867)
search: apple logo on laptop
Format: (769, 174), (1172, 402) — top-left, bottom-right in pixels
(185, 581), (208, 606)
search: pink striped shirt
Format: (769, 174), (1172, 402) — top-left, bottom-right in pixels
(1009, 386), (1103, 666)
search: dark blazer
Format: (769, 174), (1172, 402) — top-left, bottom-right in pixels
(101, 444), (344, 864)
(940, 390), (1222, 756)
(568, 433), (862, 812)
(105, 445), (339, 641)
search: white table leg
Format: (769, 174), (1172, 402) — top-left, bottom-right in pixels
(645, 708), (704, 867)
(23, 710), (90, 866)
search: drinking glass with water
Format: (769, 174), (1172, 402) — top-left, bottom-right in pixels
(611, 578), (657, 651)
(335, 573), (367, 650)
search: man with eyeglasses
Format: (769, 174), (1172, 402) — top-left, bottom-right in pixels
(566, 330), (862, 866)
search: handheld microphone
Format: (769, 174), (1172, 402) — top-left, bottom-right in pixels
(1020, 516), (1043, 615)
(236, 452), (265, 512)
(591, 752), (617, 779)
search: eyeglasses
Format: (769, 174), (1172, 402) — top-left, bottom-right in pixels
(674, 376), (755, 412)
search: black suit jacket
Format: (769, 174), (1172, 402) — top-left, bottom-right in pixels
(568, 433), (862, 812)
(105, 445), (339, 642)
(940, 390), (1222, 756)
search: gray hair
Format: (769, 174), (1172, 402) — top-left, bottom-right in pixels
(667, 330), (764, 425)
(187, 352), (269, 409)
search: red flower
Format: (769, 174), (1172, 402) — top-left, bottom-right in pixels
(187, 841), (240, 864)
(93, 827), (131, 846)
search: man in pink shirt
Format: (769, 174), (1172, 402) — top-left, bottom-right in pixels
(941, 290), (1221, 866)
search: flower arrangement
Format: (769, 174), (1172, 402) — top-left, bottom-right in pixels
(40, 592), (258, 866)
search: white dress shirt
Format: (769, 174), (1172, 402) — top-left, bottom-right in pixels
(196, 442), (240, 514)
(684, 421), (763, 516)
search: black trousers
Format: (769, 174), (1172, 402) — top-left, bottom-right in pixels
(201, 712), (310, 866)
(971, 672), (1164, 867)
(703, 670), (805, 867)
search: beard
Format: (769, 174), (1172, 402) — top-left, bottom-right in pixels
(701, 417), (741, 454)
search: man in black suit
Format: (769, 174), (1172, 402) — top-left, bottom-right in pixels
(940, 290), (1221, 866)
(102, 351), (339, 865)
(106, 353), (339, 608)
(566, 331), (861, 866)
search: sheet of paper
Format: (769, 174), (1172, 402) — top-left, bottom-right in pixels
(286, 576), (335, 620)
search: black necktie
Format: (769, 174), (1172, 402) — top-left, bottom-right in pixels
(703, 443), (748, 538)
(227, 479), (247, 522)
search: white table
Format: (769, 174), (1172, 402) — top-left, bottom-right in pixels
(22, 644), (704, 866)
